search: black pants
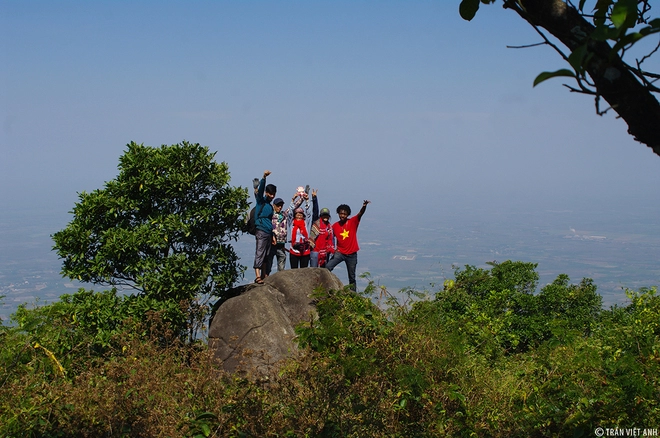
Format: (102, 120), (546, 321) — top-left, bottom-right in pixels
(289, 253), (310, 269)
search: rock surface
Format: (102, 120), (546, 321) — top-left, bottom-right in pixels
(208, 268), (343, 376)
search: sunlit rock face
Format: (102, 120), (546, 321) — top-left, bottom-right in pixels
(208, 268), (343, 377)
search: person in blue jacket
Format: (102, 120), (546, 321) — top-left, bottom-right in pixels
(253, 170), (277, 284)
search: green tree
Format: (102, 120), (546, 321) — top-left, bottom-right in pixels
(460, 0), (660, 156)
(52, 141), (249, 305)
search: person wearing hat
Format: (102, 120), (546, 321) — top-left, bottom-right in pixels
(309, 190), (335, 267)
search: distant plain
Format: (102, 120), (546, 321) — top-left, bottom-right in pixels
(2, 198), (659, 322)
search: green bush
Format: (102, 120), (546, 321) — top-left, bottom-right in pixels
(429, 261), (602, 355)
(3, 288), (188, 378)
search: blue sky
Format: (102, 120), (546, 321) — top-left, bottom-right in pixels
(2, 1), (659, 220)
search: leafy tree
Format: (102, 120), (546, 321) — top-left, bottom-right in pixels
(52, 141), (249, 305)
(460, 0), (660, 156)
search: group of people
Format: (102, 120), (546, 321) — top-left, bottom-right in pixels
(252, 170), (370, 290)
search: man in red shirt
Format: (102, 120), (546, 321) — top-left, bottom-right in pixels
(325, 200), (370, 290)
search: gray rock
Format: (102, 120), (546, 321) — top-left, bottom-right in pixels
(208, 267), (343, 376)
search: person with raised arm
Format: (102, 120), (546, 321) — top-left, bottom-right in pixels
(325, 200), (370, 290)
(253, 170), (276, 284)
(309, 189), (335, 268)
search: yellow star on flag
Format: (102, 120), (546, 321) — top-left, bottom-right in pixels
(340, 229), (350, 240)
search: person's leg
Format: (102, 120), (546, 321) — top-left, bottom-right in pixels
(254, 238), (260, 280)
(324, 251), (345, 272)
(310, 251), (319, 267)
(289, 253), (300, 269)
(276, 245), (286, 271)
(300, 254), (310, 268)
(345, 252), (358, 290)
(318, 252), (327, 268)
(263, 244), (275, 278)
(253, 231), (270, 281)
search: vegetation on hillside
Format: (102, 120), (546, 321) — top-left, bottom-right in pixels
(1, 261), (658, 437)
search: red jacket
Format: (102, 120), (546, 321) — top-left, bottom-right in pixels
(290, 219), (311, 256)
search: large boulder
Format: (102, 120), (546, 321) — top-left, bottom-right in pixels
(208, 268), (343, 376)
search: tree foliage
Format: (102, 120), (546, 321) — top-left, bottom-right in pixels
(431, 261), (602, 355)
(52, 141), (249, 303)
(460, 0), (660, 156)
(4, 288), (188, 379)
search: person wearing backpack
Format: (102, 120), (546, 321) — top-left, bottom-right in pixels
(253, 170), (277, 284)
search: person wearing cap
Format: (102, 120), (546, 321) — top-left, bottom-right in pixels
(270, 194), (304, 272)
(253, 170), (277, 284)
(309, 189), (335, 268)
(325, 200), (371, 290)
(270, 197), (288, 272)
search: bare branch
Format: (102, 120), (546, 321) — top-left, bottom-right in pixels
(632, 66), (660, 92)
(639, 40), (660, 67)
(563, 83), (597, 96)
(528, 23), (572, 63)
(507, 42), (547, 49)
(594, 94), (615, 117)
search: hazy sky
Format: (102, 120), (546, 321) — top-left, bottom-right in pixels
(2, 1), (660, 220)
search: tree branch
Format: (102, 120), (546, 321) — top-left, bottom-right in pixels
(511, 0), (660, 156)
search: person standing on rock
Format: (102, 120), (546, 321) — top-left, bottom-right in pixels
(253, 170), (276, 284)
(309, 189), (334, 268)
(270, 193), (305, 272)
(270, 197), (288, 272)
(325, 200), (370, 290)
(289, 206), (312, 268)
